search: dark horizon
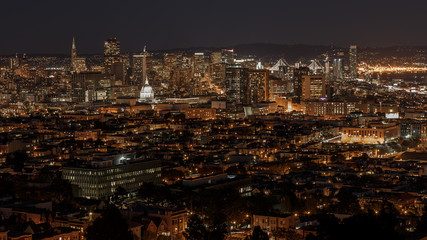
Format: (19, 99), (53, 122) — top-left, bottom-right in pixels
(2, 42), (427, 56)
(1, 0), (427, 55)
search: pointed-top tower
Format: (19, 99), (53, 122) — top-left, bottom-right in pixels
(70, 37), (86, 73)
(71, 37), (77, 60)
(142, 45), (147, 87)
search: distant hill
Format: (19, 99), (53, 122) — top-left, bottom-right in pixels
(229, 43), (331, 62)
(151, 43), (331, 63)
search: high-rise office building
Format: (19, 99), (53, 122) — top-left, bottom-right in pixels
(111, 62), (125, 85)
(248, 69), (269, 103)
(349, 45), (357, 80)
(221, 49), (236, 64)
(104, 37), (121, 74)
(9, 54), (19, 69)
(301, 75), (326, 100)
(211, 52), (222, 64)
(225, 66), (249, 104)
(132, 54), (144, 85)
(332, 49), (345, 80)
(292, 67), (310, 103)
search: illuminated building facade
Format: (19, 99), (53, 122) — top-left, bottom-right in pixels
(133, 54), (144, 85)
(63, 157), (161, 199)
(104, 37), (120, 74)
(341, 123), (400, 144)
(333, 49), (345, 80)
(70, 37), (86, 73)
(225, 66), (249, 104)
(185, 108), (217, 120)
(349, 45), (357, 80)
(292, 67), (310, 103)
(303, 100), (370, 116)
(139, 77), (154, 102)
(248, 69), (269, 103)
(301, 75), (326, 100)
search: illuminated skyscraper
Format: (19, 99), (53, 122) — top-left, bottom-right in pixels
(301, 75), (326, 100)
(71, 37), (77, 60)
(132, 54), (144, 85)
(349, 45), (357, 80)
(248, 69), (269, 103)
(104, 37), (121, 74)
(225, 66), (249, 104)
(70, 37), (86, 73)
(332, 49), (344, 80)
(292, 67), (310, 103)
(9, 53), (19, 69)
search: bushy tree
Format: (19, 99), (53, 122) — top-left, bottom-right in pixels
(184, 214), (208, 240)
(245, 226), (269, 240)
(6, 151), (29, 172)
(85, 205), (133, 240)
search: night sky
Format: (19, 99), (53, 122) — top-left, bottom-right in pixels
(1, 0), (426, 54)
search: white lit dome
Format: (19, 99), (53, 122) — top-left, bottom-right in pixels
(139, 77), (154, 101)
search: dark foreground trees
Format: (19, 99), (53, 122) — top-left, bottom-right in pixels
(245, 226), (269, 240)
(86, 205), (133, 240)
(184, 214), (228, 240)
(307, 210), (403, 240)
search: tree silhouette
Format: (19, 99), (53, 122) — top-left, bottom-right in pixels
(6, 151), (29, 172)
(207, 213), (227, 240)
(183, 214), (208, 240)
(245, 226), (269, 240)
(113, 186), (128, 202)
(85, 205), (133, 240)
(417, 205), (427, 234)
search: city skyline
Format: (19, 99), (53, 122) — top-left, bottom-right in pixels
(2, 1), (427, 240)
(1, 0), (427, 54)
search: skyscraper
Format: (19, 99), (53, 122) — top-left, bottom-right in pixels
(104, 37), (120, 75)
(248, 69), (269, 104)
(71, 37), (77, 60)
(70, 37), (86, 73)
(292, 67), (310, 103)
(332, 49), (344, 80)
(301, 75), (326, 100)
(132, 54), (144, 85)
(225, 66), (249, 105)
(349, 45), (357, 80)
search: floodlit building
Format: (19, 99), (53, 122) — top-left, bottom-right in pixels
(341, 122), (400, 144)
(63, 154), (161, 199)
(301, 75), (326, 100)
(139, 77), (154, 102)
